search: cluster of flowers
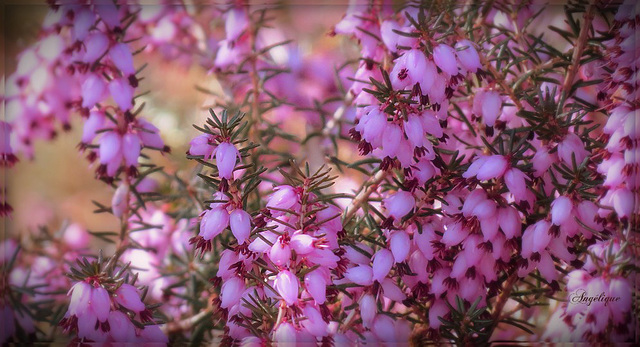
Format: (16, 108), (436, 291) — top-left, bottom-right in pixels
(544, 1), (639, 342)
(60, 278), (166, 343)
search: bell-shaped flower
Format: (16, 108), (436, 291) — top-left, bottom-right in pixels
(557, 132), (588, 166)
(290, 234), (315, 255)
(215, 141), (239, 180)
(304, 269), (327, 304)
(81, 74), (107, 109)
(230, 209), (251, 244)
(371, 249), (394, 282)
(220, 276), (245, 309)
(188, 134), (215, 158)
(122, 133), (141, 168)
(344, 265), (373, 286)
(390, 49), (430, 89)
(274, 270), (299, 306)
(114, 284), (145, 313)
(199, 207), (229, 240)
(111, 182), (129, 218)
(109, 43), (135, 77)
(82, 32), (109, 63)
(455, 40), (481, 73)
(81, 111), (105, 144)
(551, 196), (573, 225)
(269, 238), (292, 267)
(301, 305), (328, 337)
(504, 168), (528, 202)
(360, 294), (376, 328)
(91, 287), (111, 322)
(267, 185), (298, 212)
(225, 8), (249, 42)
(384, 190), (415, 220)
(389, 231), (410, 263)
(108, 78), (134, 111)
(68, 281), (92, 317)
(433, 44), (459, 76)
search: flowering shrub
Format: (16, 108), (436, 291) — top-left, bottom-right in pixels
(1, 0), (638, 345)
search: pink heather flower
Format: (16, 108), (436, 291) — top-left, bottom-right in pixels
(480, 91), (502, 127)
(360, 293), (376, 328)
(267, 185), (298, 212)
(390, 49), (431, 90)
(371, 249), (394, 282)
(81, 74), (107, 109)
(442, 221), (470, 246)
(273, 322), (296, 344)
(81, 111), (105, 144)
(215, 141), (239, 179)
(612, 187), (634, 218)
(274, 270), (299, 306)
(99, 132), (121, 164)
(532, 147), (554, 177)
(229, 209), (251, 244)
(72, 9), (95, 41)
(301, 305), (328, 337)
(373, 314), (397, 342)
(463, 155), (509, 181)
(381, 278), (406, 302)
(557, 132), (588, 165)
(136, 119), (165, 150)
(96, 3), (121, 29)
(550, 196), (573, 225)
(108, 78), (134, 111)
(290, 234), (315, 255)
(68, 281), (92, 316)
(111, 182), (129, 218)
(114, 284), (145, 313)
(433, 44), (459, 76)
(0, 122), (17, 167)
(497, 206), (521, 239)
(109, 43), (136, 77)
(389, 231), (410, 263)
(188, 134), (215, 158)
(344, 265), (373, 286)
(455, 40), (481, 73)
(225, 8), (249, 42)
(221, 276), (245, 309)
(304, 269), (327, 304)
(91, 287), (111, 323)
(269, 237), (292, 267)
(504, 168), (528, 202)
(82, 32), (109, 63)
(122, 133), (141, 167)
(384, 190), (415, 220)
(404, 114), (425, 148)
(380, 20), (417, 52)
(107, 311), (136, 342)
(380, 123), (402, 158)
(199, 207), (229, 240)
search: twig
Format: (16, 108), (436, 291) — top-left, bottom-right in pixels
(344, 170), (387, 223)
(161, 307), (214, 334)
(561, 1), (596, 100)
(489, 272), (519, 336)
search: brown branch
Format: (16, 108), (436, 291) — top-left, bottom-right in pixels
(561, 1), (596, 100)
(489, 272), (519, 336)
(343, 170), (387, 223)
(162, 307), (214, 334)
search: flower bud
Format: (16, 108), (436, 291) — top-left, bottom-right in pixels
(384, 190), (415, 220)
(230, 209), (251, 244)
(215, 141), (239, 180)
(389, 231), (410, 263)
(109, 78), (134, 111)
(551, 196), (573, 226)
(372, 249), (394, 282)
(301, 305), (328, 337)
(455, 40), (481, 72)
(122, 133), (141, 167)
(91, 287), (111, 322)
(114, 284), (145, 313)
(81, 74), (107, 109)
(199, 208), (229, 240)
(275, 270), (299, 306)
(360, 294), (376, 328)
(344, 265), (373, 286)
(109, 43), (135, 77)
(304, 269), (327, 304)
(269, 239), (291, 267)
(112, 182), (129, 218)
(221, 276), (245, 309)
(433, 44), (458, 76)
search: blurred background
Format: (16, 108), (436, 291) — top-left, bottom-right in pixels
(2, 2), (351, 239)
